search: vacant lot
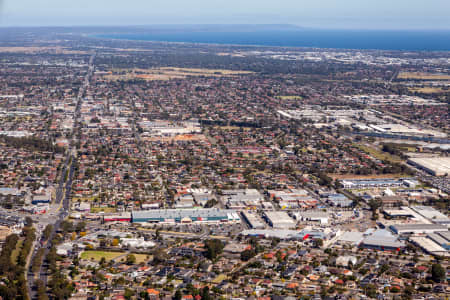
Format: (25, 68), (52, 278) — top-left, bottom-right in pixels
(409, 87), (446, 94)
(80, 250), (125, 261)
(91, 207), (117, 213)
(277, 95), (303, 100)
(356, 144), (403, 163)
(104, 67), (253, 81)
(398, 72), (450, 80)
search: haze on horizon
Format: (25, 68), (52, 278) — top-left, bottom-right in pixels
(0, 0), (449, 30)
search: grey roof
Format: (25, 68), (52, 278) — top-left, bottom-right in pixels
(427, 233), (449, 245)
(362, 229), (405, 248)
(362, 235), (405, 248)
(437, 231), (450, 242)
(132, 208), (237, 220)
(391, 224), (448, 232)
(338, 231), (364, 244)
(298, 211), (329, 218)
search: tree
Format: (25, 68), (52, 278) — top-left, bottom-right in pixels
(315, 239), (324, 248)
(25, 216), (33, 227)
(201, 286), (211, 300)
(126, 254), (136, 265)
(36, 279), (49, 300)
(42, 224), (53, 241)
(240, 249), (256, 261)
(368, 199), (382, 220)
(173, 290), (182, 300)
(204, 239), (224, 260)
(431, 263), (445, 283)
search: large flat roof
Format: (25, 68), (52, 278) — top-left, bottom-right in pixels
(408, 157), (450, 176)
(132, 208), (238, 219)
(410, 236), (447, 253)
(391, 223), (448, 232)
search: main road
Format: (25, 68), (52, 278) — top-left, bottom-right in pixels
(27, 53), (95, 300)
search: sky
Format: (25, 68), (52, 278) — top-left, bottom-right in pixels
(1, 0), (449, 29)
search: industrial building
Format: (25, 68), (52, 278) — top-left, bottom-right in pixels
(31, 194), (51, 205)
(427, 233), (450, 251)
(360, 229), (405, 251)
(389, 223), (448, 235)
(131, 209), (240, 224)
(222, 189), (264, 209)
(263, 211), (296, 229)
(241, 211), (266, 229)
(293, 211), (329, 225)
(341, 178), (405, 189)
(410, 236), (449, 256)
(103, 212), (132, 223)
(407, 157), (450, 176)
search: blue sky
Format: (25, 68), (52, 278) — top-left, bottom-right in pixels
(1, 0), (449, 29)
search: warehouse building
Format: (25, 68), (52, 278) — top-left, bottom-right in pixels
(360, 229), (405, 251)
(131, 209), (240, 224)
(241, 211), (265, 229)
(341, 178), (405, 189)
(409, 236), (449, 256)
(407, 157), (450, 176)
(293, 211), (329, 225)
(427, 233), (450, 251)
(263, 211), (296, 229)
(390, 223), (448, 235)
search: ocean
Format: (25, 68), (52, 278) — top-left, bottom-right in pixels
(96, 29), (450, 51)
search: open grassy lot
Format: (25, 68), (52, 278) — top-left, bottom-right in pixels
(104, 67), (253, 81)
(91, 207), (117, 213)
(10, 239), (23, 264)
(277, 95), (303, 100)
(134, 254), (151, 264)
(409, 87), (446, 94)
(356, 144), (403, 163)
(212, 274), (228, 284)
(398, 72), (450, 80)
(80, 250), (125, 261)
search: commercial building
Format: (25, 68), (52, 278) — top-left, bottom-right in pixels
(293, 211), (329, 225)
(410, 236), (449, 256)
(327, 194), (353, 207)
(241, 211), (265, 229)
(131, 209), (240, 224)
(389, 223), (448, 235)
(360, 229), (405, 251)
(222, 189), (264, 209)
(427, 233), (450, 251)
(32, 194), (51, 205)
(341, 178), (405, 189)
(411, 206), (450, 225)
(263, 211), (296, 229)
(407, 157), (450, 176)
(103, 212), (132, 223)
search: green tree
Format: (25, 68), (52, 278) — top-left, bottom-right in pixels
(173, 290), (182, 300)
(431, 263), (445, 283)
(126, 254), (136, 265)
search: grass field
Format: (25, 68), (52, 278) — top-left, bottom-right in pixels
(356, 144), (403, 163)
(277, 96), (303, 100)
(11, 239), (23, 264)
(105, 67), (253, 81)
(409, 87), (446, 94)
(80, 250), (125, 261)
(212, 274), (228, 284)
(398, 72), (450, 80)
(134, 254), (151, 264)
(91, 207), (117, 213)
